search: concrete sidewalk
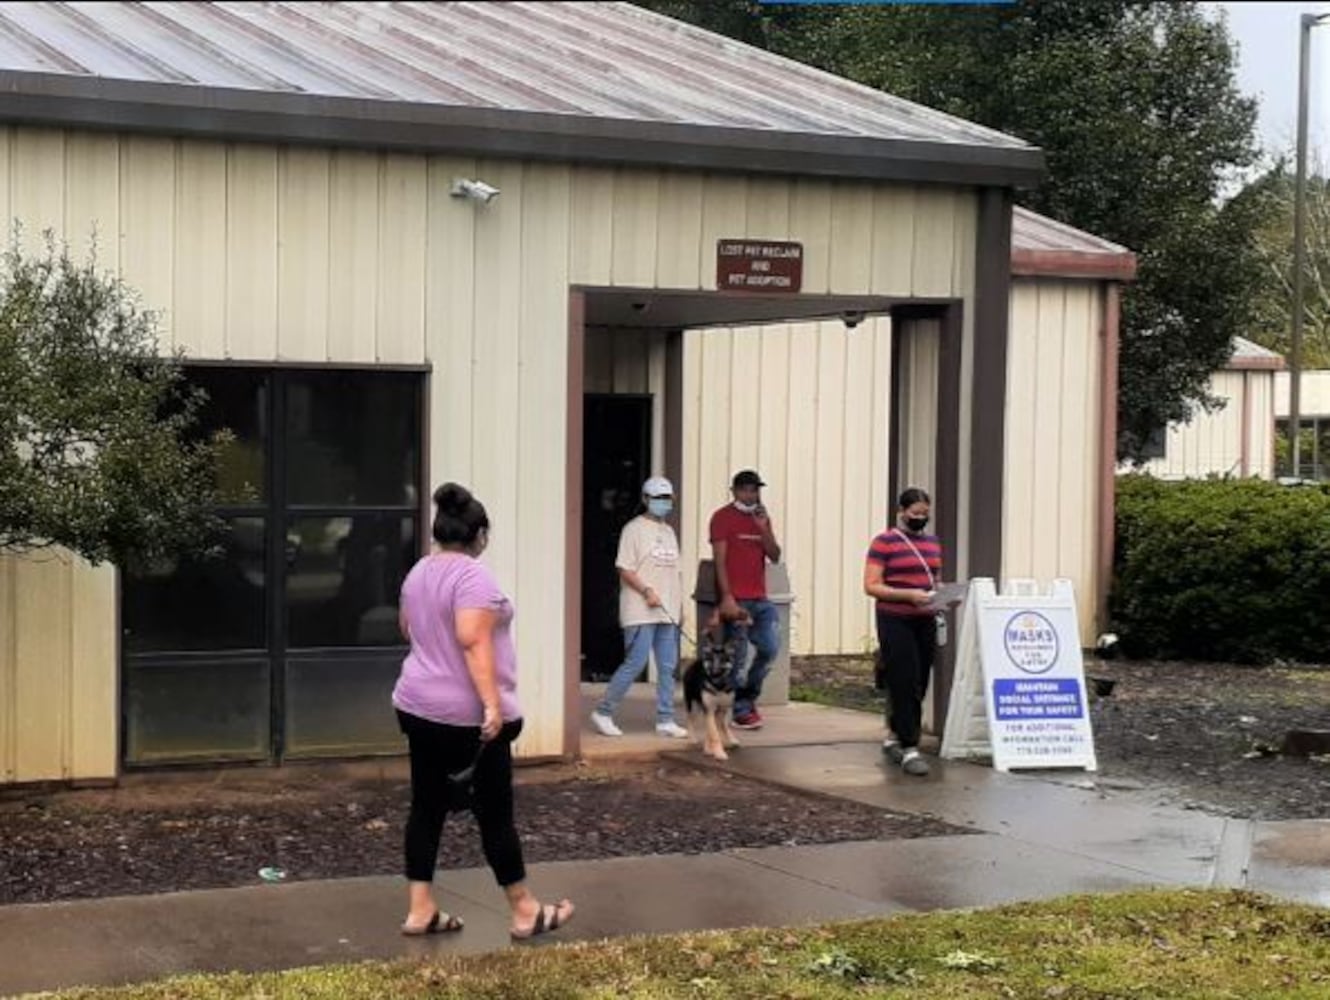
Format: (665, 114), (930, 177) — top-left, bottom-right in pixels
(4, 724), (1329, 996)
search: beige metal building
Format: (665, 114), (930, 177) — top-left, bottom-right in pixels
(1275, 369), (1330, 480)
(0, 1), (1066, 784)
(1126, 338), (1284, 481)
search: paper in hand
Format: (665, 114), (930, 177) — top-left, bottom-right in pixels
(925, 582), (969, 610)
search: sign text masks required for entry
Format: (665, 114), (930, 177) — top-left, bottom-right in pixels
(716, 240), (803, 292)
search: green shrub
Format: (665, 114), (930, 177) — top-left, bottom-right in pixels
(1111, 474), (1330, 664)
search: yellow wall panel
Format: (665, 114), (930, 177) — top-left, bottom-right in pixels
(789, 180), (832, 295)
(871, 186), (915, 294)
(699, 175), (748, 290)
(173, 141), (228, 358)
(277, 148), (332, 362)
(11, 129), (65, 254)
(13, 556), (70, 780)
(568, 166), (615, 286)
(376, 155), (427, 364)
(654, 172), (704, 290)
(425, 156), (478, 481)
(225, 145), (279, 359)
(828, 183), (874, 294)
(120, 136), (176, 340)
(68, 561), (117, 780)
(911, 187), (956, 298)
(0, 556), (15, 782)
(611, 169), (659, 288)
(327, 150), (380, 364)
(64, 133), (120, 270)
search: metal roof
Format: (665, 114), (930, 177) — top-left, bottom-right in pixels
(0, 1), (1044, 186)
(1011, 206), (1137, 281)
(1227, 336), (1285, 371)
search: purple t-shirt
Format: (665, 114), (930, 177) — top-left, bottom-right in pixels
(392, 553), (522, 726)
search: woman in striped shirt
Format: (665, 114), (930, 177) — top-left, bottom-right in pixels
(863, 487), (943, 777)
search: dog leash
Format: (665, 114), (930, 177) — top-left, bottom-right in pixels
(656, 605), (698, 649)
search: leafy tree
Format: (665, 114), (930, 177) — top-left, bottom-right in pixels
(1230, 162), (1330, 368)
(635, 0), (1262, 460)
(0, 232), (230, 569)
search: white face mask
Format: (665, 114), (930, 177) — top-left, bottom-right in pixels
(734, 500), (758, 514)
(647, 498), (673, 518)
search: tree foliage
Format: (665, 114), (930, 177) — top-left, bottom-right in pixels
(635, 0), (1263, 459)
(1229, 162), (1330, 369)
(0, 233), (229, 569)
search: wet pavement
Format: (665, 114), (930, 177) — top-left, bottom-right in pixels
(2, 705), (1328, 997)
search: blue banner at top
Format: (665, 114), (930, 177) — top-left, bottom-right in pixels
(760, 1), (1015, 5)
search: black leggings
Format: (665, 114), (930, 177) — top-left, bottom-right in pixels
(396, 710), (526, 887)
(875, 612), (936, 749)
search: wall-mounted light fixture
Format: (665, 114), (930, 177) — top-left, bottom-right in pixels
(450, 177), (500, 205)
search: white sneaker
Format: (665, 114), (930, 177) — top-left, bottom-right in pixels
(655, 721), (689, 739)
(590, 711), (623, 737)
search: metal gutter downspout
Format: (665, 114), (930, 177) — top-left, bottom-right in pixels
(1097, 283), (1122, 639)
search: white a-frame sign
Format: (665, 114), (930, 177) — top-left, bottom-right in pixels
(941, 578), (1097, 773)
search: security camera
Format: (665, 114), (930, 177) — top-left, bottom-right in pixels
(450, 178), (500, 204)
(841, 310), (865, 330)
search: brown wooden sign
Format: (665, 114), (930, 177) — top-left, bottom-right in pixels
(716, 240), (803, 293)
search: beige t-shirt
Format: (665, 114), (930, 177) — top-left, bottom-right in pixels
(615, 514), (684, 627)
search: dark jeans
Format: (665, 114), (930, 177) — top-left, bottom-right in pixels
(725, 598), (780, 717)
(875, 612), (936, 749)
(396, 709), (526, 886)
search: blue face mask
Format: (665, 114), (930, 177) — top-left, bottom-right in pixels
(647, 498), (673, 518)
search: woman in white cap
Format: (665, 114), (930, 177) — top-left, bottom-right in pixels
(590, 476), (688, 738)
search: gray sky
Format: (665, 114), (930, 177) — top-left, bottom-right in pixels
(1205, 2), (1330, 162)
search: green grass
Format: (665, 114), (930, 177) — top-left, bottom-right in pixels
(44, 890), (1330, 999)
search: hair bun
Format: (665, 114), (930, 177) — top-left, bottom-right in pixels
(433, 482), (473, 515)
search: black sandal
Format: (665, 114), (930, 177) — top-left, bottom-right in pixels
(402, 910), (464, 936)
(510, 900), (573, 941)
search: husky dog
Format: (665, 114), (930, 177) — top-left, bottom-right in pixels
(683, 632), (740, 760)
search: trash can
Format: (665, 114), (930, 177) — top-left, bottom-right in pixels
(692, 559), (795, 705)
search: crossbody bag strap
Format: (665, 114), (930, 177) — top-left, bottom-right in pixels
(891, 528), (936, 590)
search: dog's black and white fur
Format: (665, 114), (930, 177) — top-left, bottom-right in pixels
(683, 632), (740, 760)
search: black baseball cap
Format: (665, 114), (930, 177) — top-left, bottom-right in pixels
(731, 469), (766, 489)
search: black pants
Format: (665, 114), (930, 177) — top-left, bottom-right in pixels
(397, 710), (526, 887)
(875, 612), (936, 749)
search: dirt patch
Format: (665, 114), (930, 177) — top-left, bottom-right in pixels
(0, 758), (965, 906)
(792, 656), (1330, 821)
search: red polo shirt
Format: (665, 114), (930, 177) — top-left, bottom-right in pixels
(709, 505), (770, 600)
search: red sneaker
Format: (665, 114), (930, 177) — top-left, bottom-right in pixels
(732, 711), (763, 730)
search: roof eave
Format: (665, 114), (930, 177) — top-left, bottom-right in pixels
(0, 71), (1047, 188)
(1010, 248), (1138, 282)
(1225, 356), (1286, 372)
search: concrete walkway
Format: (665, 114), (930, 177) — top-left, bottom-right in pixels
(3, 704), (1329, 997)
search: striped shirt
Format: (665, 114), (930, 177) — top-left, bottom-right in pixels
(866, 528), (943, 618)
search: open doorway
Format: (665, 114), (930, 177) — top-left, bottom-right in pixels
(580, 393), (653, 681)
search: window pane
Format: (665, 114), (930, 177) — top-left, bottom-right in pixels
(284, 652), (406, 757)
(186, 367), (268, 502)
(122, 517), (267, 653)
(286, 514), (419, 648)
(124, 658), (270, 764)
(284, 371), (421, 506)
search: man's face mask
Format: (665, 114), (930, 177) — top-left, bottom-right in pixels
(647, 498), (673, 518)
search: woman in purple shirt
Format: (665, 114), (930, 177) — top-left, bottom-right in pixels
(392, 482), (574, 940)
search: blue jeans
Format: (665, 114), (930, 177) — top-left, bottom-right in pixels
(597, 623), (680, 723)
(725, 599), (780, 718)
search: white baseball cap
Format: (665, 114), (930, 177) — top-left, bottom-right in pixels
(642, 476), (674, 497)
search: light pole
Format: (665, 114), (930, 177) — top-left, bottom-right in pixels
(1290, 12), (1330, 479)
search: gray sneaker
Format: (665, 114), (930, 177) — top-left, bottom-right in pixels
(900, 749), (930, 776)
(881, 740), (905, 764)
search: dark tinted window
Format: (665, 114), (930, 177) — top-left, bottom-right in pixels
(122, 516), (267, 652)
(187, 368), (268, 503)
(285, 371), (421, 507)
(285, 514), (419, 648)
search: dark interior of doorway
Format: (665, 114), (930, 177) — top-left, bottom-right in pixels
(581, 393), (652, 682)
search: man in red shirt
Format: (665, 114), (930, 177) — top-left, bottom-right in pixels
(709, 469), (782, 729)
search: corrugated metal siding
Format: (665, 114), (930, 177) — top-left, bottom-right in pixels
(1133, 370), (1272, 481)
(677, 318), (893, 657)
(0, 124), (978, 774)
(1275, 370), (1330, 418)
(1004, 278), (1102, 646)
(0, 2), (1032, 151)
(1012, 207), (1130, 257)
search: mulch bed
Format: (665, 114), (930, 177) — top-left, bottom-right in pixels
(0, 758), (964, 907)
(792, 655), (1330, 821)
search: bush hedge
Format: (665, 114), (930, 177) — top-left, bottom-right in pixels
(1111, 474), (1330, 664)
